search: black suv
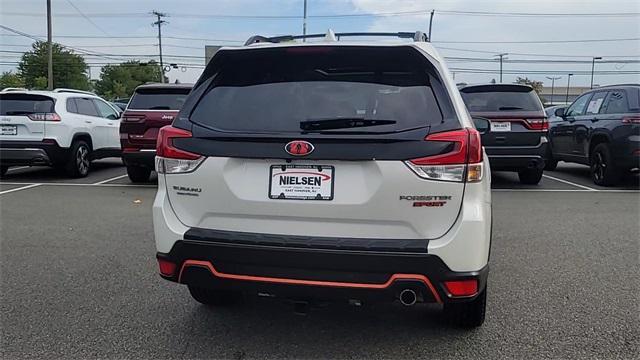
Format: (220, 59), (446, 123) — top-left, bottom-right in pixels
(460, 84), (548, 184)
(549, 84), (640, 186)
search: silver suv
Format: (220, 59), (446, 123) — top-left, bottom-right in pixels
(153, 31), (492, 327)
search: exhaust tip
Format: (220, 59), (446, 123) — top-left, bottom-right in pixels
(399, 289), (417, 306)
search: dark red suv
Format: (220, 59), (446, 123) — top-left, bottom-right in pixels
(120, 83), (192, 182)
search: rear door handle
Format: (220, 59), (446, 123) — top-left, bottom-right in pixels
(85, 120), (92, 124)
(591, 118), (599, 122)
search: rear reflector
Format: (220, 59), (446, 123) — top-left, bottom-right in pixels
(27, 112), (61, 122)
(157, 258), (176, 277)
(444, 279), (478, 297)
(405, 128), (483, 182)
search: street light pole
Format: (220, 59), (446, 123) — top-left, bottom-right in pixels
(565, 73), (573, 104)
(302, 0), (307, 41)
(152, 11), (167, 83)
(46, 0), (53, 90)
(496, 53), (508, 83)
(590, 56), (602, 89)
(546, 76), (561, 106)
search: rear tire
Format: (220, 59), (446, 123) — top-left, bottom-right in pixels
(518, 168), (543, 185)
(126, 166), (151, 183)
(0, 166), (8, 177)
(64, 140), (91, 178)
(188, 285), (243, 306)
(590, 143), (620, 186)
(444, 286), (487, 328)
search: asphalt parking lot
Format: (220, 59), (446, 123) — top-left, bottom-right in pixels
(1, 160), (638, 359)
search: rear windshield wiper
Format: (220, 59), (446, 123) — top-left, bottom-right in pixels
(148, 106), (172, 110)
(498, 106), (524, 111)
(300, 118), (396, 131)
(4, 111), (36, 115)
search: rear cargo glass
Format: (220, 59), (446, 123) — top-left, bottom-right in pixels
(460, 85), (543, 112)
(189, 46), (456, 133)
(0, 94), (55, 115)
(128, 88), (191, 110)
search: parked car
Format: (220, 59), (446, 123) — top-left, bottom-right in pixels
(459, 84), (548, 184)
(119, 83), (192, 182)
(111, 101), (128, 111)
(153, 31), (493, 327)
(549, 84), (640, 185)
(0, 88), (121, 177)
(543, 105), (567, 170)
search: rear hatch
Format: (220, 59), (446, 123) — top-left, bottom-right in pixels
(0, 93), (55, 142)
(120, 87), (191, 149)
(162, 45), (468, 241)
(460, 84), (546, 146)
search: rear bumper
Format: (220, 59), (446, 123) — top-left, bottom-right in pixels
(122, 150), (156, 169)
(0, 140), (68, 166)
(485, 137), (548, 171)
(157, 238), (488, 304)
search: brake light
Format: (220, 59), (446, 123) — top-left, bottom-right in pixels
(622, 116), (640, 124)
(27, 113), (61, 122)
(523, 118), (548, 131)
(155, 125), (204, 174)
(405, 128), (483, 182)
(444, 279), (478, 297)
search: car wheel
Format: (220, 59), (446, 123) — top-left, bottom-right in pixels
(187, 285), (243, 306)
(126, 166), (152, 183)
(0, 166), (8, 177)
(444, 285), (487, 328)
(65, 140), (91, 178)
(518, 168), (543, 185)
(590, 143), (620, 186)
(544, 158), (558, 171)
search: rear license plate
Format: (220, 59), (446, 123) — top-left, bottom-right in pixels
(490, 121), (511, 132)
(0, 125), (17, 135)
(269, 165), (334, 200)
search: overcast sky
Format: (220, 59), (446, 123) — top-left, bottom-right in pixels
(1, 0), (639, 87)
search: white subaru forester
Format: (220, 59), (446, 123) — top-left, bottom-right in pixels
(153, 31), (492, 327)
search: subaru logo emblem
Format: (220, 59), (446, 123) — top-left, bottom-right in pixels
(285, 140), (314, 156)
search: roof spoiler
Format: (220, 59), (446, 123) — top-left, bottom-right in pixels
(244, 30), (428, 46)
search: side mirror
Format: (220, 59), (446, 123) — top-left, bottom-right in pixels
(472, 117), (490, 134)
(554, 107), (566, 117)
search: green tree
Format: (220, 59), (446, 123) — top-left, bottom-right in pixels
(94, 61), (164, 100)
(18, 41), (90, 90)
(0, 71), (25, 89)
(515, 76), (543, 94)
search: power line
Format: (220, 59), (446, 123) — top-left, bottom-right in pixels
(64, 0), (116, 40)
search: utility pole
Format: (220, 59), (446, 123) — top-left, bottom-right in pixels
(46, 0), (53, 90)
(302, 0), (307, 41)
(545, 76), (561, 106)
(565, 73), (573, 104)
(152, 11), (167, 83)
(428, 10), (434, 42)
(590, 56), (602, 89)
(496, 53), (508, 83)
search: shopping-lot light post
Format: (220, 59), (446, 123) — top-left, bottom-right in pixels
(590, 56), (602, 89)
(546, 76), (561, 106)
(46, 0), (53, 90)
(565, 73), (573, 104)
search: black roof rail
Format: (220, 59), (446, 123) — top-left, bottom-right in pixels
(244, 31), (428, 46)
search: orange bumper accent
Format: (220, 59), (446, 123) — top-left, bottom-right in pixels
(178, 259), (442, 303)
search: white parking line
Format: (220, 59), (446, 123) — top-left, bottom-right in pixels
(93, 174), (129, 185)
(542, 174), (598, 191)
(7, 166), (31, 172)
(0, 182), (155, 188)
(0, 183), (41, 195)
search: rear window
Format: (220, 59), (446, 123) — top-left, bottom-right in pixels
(128, 88), (190, 110)
(461, 85), (543, 112)
(0, 94), (55, 115)
(189, 46), (456, 134)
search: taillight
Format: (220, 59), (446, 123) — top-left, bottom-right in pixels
(122, 116), (144, 122)
(622, 116), (640, 124)
(405, 128), (483, 183)
(27, 113), (61, 122)
(523, 118), (548, 131)
(155, 125), (204, 174)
